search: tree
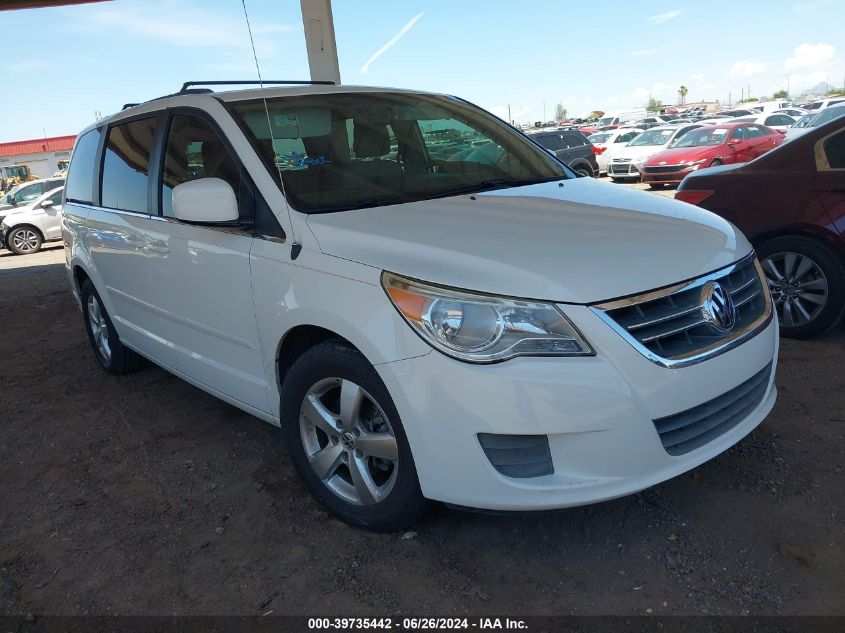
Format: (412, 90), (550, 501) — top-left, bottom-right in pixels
(645, 97), (663, 113)
(554, 103), (568, 120)
(772, 89), (789, 99)
(740, 97), (759, 103)
(827, 88), (845, 96)
(678, 85), (688, 105)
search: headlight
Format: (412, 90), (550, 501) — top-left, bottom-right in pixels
(382, 272), (593, 363)
(686, 159), (707, 168)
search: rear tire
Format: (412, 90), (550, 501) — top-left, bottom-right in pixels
(6, 226), (42, 255)
(281, 340), (427, 531)
(80, 280), (145, 375)
(757, 235), (845, 339)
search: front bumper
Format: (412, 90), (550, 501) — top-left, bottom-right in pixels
(377, 305), (778, 511)
(608, 162), (640, 179)
(641, 166), (698, 184)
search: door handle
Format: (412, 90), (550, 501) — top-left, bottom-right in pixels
(145, 239), (170, 255)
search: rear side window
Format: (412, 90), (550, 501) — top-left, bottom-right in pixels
(65, 129), (101, 203)
(563, 133), (587, 147)
(161, 114), (241, 217)
(101, 117), (158, 214)
(822, 130), (845, 169)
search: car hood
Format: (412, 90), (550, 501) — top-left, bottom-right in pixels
(645, 146), (718, 165)
(306, 178), (750, 304)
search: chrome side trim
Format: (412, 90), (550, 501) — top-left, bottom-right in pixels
(590, 254), (773, 368)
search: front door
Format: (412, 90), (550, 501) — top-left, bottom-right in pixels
(40, 188), (64, 240)
(144, 112), (270, 413)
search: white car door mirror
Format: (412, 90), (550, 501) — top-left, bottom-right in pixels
(172, 178), (239, 223)
(40, 199), (55, 209)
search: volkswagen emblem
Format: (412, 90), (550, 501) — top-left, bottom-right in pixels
(700, 281), (736, 331)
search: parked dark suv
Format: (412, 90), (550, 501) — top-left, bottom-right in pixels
(526, 129), (599, 177)
(675, 115), (845, 338)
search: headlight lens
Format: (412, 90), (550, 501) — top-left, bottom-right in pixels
(382, 272), (593, 363)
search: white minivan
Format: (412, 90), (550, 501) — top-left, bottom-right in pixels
(63, 84), (778, 530)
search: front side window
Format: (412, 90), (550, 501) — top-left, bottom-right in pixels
(45, 189), (63, 207)
(101, 118), (157, 214)
(161, 114), (241, 217)
(617, 131), (639, 143)
(227, 93), (567, 213)
(66, 128), (101, 203)
(533, 134), (562, 151)
(588, 132), (611, 143)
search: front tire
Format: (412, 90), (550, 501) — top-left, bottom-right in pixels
(757, 235), (845, 338)
(281, 340), (427, 531)
(80, 280), (145, 374)
(6, 226), (42, 255)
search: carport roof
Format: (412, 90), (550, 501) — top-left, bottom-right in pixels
(0, 135), (76, 158)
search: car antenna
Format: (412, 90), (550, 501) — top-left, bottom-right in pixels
(241, 0), (301, 260)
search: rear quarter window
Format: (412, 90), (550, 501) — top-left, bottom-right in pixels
(65, 129), (102, 204)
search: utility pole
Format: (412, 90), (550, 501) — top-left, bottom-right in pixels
(508, 104), (511, 125)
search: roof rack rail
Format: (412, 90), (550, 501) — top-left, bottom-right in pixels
(179, 80), (335, 93)
(122, 103), (140, 110)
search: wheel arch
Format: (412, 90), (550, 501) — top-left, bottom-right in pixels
(750, 225), (845, 263)
(7, 223), (44, 240)
(275, 324), (359, 396)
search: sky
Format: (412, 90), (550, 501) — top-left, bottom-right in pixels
(1, 0), (844, 142)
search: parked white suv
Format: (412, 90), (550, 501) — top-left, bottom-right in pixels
(63, 84), (778, 530)
(1, 186), (64, 254)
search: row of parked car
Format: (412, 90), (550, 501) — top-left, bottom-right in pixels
(521, 102), (845, 340)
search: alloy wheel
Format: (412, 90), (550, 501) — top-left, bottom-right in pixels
(87, 294), (112, 362)
(11, 229), (39, 253)
(762, 251), (829, 327)
(299, 377), (399, 505)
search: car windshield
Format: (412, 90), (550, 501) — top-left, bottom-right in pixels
(793, 113), (818, 128)
(597, 117), (615, 126)
(809, 106), (845, 127)
(671, 127), (730, 148)
(0, 184), (24, 204)
(588, 132), (611, 143)
(227, 92), (568, 213)
(628, 129), (674, 146)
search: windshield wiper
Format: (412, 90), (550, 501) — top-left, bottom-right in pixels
(436, 177), (561, 198)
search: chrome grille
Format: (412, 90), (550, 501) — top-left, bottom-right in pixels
(653, 362), (772, 455)
(592, 255), (772, 367)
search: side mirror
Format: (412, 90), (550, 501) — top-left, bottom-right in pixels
(40, 198), (56, 208)
(172, 178), (239, 223)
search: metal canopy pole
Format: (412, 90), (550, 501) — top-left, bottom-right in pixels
(300, 0), (341, 85)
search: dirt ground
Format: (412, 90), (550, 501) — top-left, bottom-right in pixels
(0, 243), (843, 617)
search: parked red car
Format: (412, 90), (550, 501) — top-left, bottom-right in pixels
(674, 116), (845, 338)
(641, 123), (783, 189)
